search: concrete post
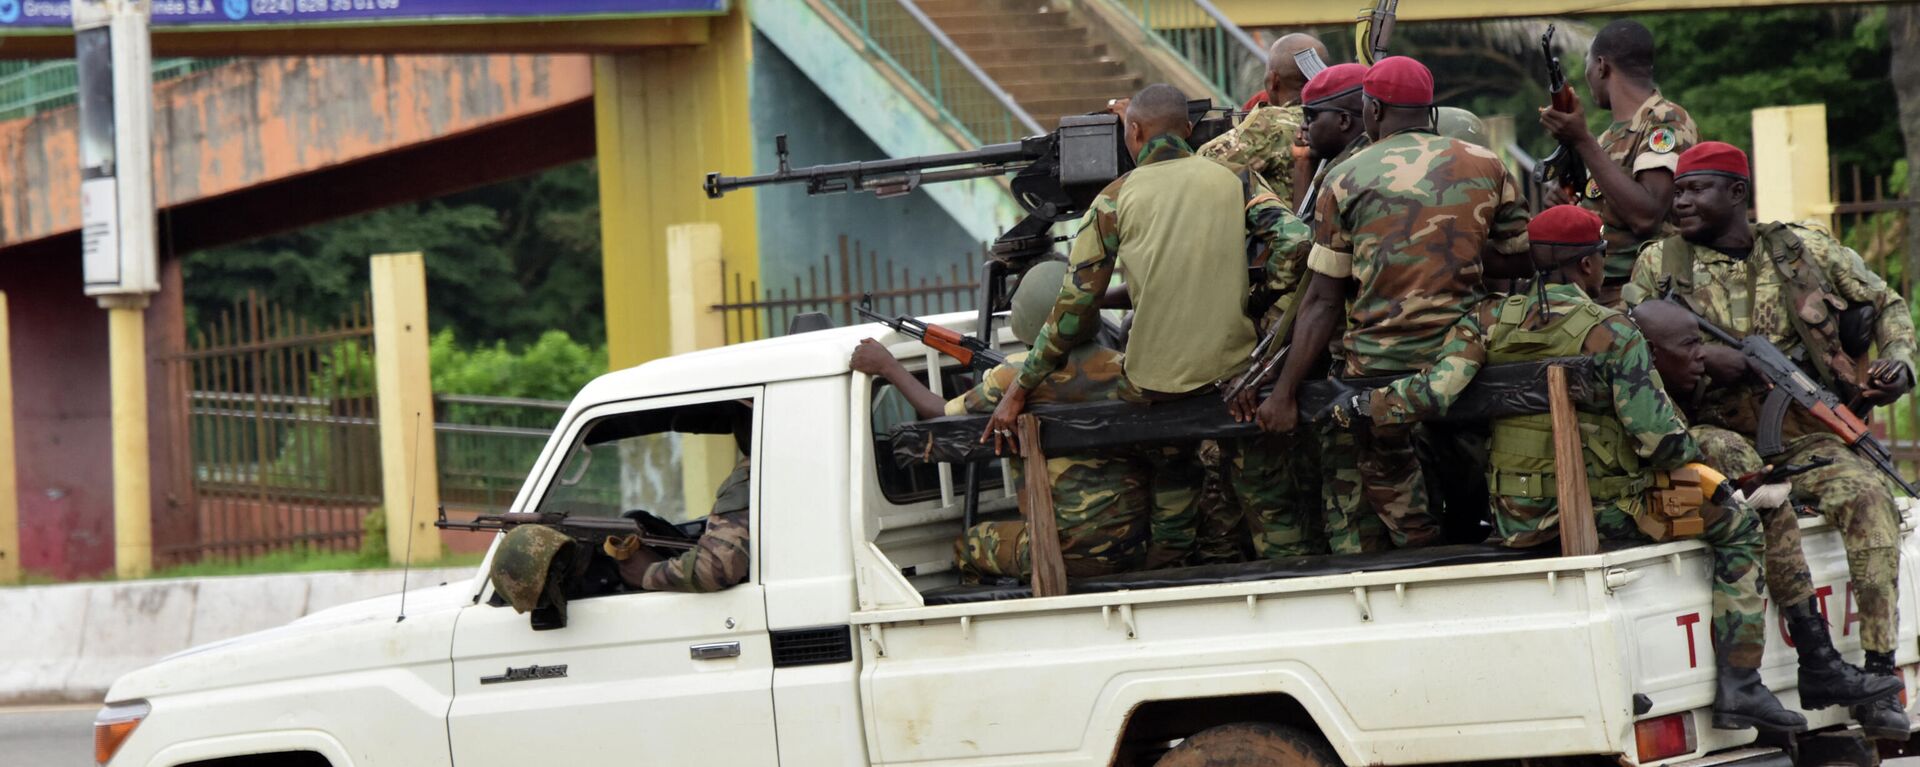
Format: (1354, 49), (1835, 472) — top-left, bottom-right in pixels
(667, 223), (738, 511)
(370, 252), (441, 565)
(0, 292), (16, 584)
(1751, 104), (1833, 230)
(104, 295), (151, 579)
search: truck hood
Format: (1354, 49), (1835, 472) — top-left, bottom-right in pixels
(104, 579), (476, 703)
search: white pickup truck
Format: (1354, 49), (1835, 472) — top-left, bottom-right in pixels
(95, 312), (1920, 767)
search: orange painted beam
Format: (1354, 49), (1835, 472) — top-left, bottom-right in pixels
(0, 54), (595, 250)
(0, 17), (709, 58)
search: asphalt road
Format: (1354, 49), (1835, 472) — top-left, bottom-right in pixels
(0, 705), (96, 767)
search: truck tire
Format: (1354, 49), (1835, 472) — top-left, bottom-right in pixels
(1153, 722), (1337, 767)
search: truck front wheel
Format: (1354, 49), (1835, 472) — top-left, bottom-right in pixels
(1153, 722), (1338, 767)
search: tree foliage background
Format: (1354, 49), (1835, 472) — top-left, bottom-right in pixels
(182, 160), (605, 351)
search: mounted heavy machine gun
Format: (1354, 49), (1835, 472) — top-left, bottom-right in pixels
(706, 101), (1233, 530)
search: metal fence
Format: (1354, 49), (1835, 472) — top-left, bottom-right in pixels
(435, 394), (568, 515)
(165, 291), (380, 561)
(1109, 0), (1263, 103)
(817, 0), (1040, 145)
(714, 235), (985, 343)
(0, 58), (233, 121)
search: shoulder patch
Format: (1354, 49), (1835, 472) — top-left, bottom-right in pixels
(1648, 126), (1677, 154)
(1584, 177), (1602, 200)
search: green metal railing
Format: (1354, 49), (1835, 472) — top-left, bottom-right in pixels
(0, 58), (232, 122)
(819, 0), (1041, 146)
(1113, 0), (1266, 103)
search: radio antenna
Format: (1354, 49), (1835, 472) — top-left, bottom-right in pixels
(397, 409), (423, 624)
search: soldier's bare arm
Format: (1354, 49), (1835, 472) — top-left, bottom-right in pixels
(850, 339), (950, 420)
(1540, 103), (1677, 238)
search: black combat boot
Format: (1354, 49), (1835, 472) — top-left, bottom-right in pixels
(1849, 651), (1911, 740)
(1786, 601), (1903, 708)
(1714, 666), (1808, 732)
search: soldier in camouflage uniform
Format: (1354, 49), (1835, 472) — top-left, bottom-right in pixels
(1456, 205), (1801, 732)
(852, 261), (1200, 582)
(1197, 33), (1326, 201)
(604, 415), (754, 593)
(983, 84), (1315, 561)
(1538, 19), (1697, 308)
(1636, 299), (1903, 726)
(1626, 142), (1917, 737)
(1256, 57), (1530, 550)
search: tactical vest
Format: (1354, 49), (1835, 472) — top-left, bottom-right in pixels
(1485, 293), (1649, 503)
(1657, 223), (1852, 388)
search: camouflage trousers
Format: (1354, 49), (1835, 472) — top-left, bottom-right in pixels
(1176, 440), (1253, 566)
(1321, 427), (1386, 554)
(1139, 444), (1210, 568)
(1355, 423), (1444, 549)
(1231, 434), (1330, 559)
(1716, 429), (1902, 653)
(1690, 426), (1819, 610)
(955, 448), (1191, 583)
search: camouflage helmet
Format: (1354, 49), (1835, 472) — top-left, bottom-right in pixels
(1436, 107), (1489, 148)
(1012, 260), (1070, 347)
(490, 524), (576, 614)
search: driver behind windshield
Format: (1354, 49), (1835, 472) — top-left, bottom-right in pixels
(603, 404), (752, 593)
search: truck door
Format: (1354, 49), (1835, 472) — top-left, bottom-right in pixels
(446, 387), (778, 766)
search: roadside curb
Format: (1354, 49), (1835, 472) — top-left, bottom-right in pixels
(2, 567), (474, 706)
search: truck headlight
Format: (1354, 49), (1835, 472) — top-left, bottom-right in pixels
(94, 700), (149, 765)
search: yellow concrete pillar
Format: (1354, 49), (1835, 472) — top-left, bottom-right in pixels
(0, 292), (16, 584)
(596, 7), (759, 371)
(667, 223), (738, 510)
(103, 295), (153, 579)
(1752, 104), (1833, 230)
(1483, 115), (1515, 168)
(370, 252), (442, 565)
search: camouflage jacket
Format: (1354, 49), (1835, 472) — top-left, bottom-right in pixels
(1624, 223), (1917, 436)
(1263, 134), (1376, 333)
(1485, 283), (1702, 546)
(641, 459), (751, 593)
(1307, 128), (1531, 375)
(1198, 102), (1304, 205)
(1367, 297), (1497, 425)
(1580, 91), (1697, 279)
(1017, 134), (1313, 393)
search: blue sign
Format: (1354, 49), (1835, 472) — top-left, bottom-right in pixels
(2, 0), (725, 29)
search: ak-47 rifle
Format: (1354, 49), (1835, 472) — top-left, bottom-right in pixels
(1534, 24), (1589, 200)
(1355, 0), (1397, 65)
(1686, 312), (1917, 497)
(856, 297), (1007, 374)
(436, 508), (699, 552)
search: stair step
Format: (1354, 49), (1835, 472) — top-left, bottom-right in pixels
(962, 42), (1110, 63)
(1003, 76), (1142, 102)
(1017, 95), (1120, 122)
(945, 27), (1087, 50)
(917, 0), (1053, 15)
(922, 9), (1072, 35)
(982, 57), (1129, 81)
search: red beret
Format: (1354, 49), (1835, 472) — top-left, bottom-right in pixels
(1528, 204), (1603, 246)
(1675, 141), (1750, 181)
(1362, 56), (1432, 106)
(1302, 63), (1369, 106)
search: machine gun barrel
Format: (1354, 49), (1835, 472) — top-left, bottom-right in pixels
(704, 134), (1044, 199)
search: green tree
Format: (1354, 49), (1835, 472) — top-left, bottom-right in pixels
(183, 160), (605, 348)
